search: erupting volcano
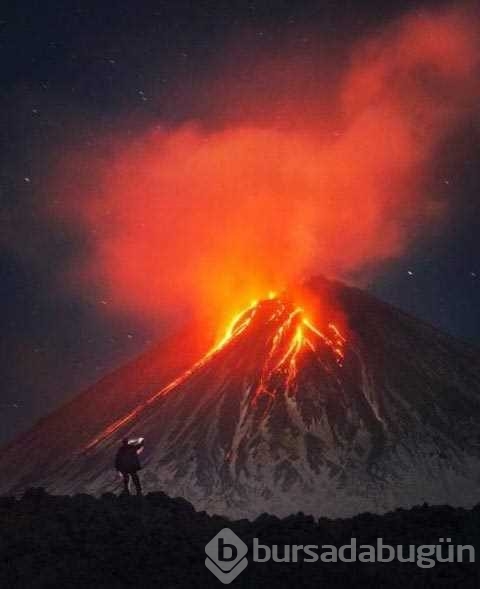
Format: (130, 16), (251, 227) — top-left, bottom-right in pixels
(85, 295), (346, 451)
(1, 277), (480, 518)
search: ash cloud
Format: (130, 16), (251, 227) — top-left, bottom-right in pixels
(53, 4), (480, 333)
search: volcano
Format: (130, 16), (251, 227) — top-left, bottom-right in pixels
(1, 276), (480, 518)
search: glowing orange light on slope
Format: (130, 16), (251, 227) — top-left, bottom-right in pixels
(211, 301), (258, 353)
(84, 301), (258, 450)
(303, 319), (344, 363)
(249, 301), (346, 408)
(84, 295), (346, 450)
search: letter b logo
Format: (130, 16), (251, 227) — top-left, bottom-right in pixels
(218, 537), (238, 562)
(205, 528), (248, 584)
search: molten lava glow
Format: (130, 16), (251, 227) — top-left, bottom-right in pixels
(52, 5), (479, 340)
(211, 301), (258, 353)
(85, 303), (257, 450)
(247, 300), (345, 409)
(84, 296), (345, 450)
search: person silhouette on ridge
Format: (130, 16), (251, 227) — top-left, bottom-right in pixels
(115, 437), (144, 495)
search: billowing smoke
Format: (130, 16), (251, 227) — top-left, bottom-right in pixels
(54, 5), (479, 334)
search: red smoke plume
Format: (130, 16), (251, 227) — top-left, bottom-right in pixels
(54, 5), (479, 335)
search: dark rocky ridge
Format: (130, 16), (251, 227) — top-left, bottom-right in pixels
(1, 488), (479, 588)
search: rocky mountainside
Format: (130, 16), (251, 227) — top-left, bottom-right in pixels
(1, 276), (480, 518)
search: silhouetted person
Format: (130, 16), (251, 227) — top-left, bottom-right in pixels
(115, 438), (144, 495)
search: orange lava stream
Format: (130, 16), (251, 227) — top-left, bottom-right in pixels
(83, 302), (258, 450)
(83, 296), (346, 451)
(249, 303), (346, 408)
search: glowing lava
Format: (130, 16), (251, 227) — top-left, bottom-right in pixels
(245, 298), (345, 410)
(84, 295), (345, 450)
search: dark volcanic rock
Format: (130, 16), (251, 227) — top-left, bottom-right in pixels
(0, 488), (479, 588)
(1, 277), (480, 520)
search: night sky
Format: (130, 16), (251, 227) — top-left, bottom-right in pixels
(1, 0), (479, 444)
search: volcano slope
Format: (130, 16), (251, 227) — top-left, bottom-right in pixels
(1, 276), (480, 519)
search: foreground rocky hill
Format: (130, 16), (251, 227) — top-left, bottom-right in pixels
(0, 488), (479, 587)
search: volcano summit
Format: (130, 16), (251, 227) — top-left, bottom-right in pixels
(1, 277), (480, 518)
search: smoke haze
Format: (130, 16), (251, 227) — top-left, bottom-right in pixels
(53, 4), (479, 333)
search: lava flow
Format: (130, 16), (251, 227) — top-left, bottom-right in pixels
(84, 295), (346, 450)
(243, 297), (345, 409)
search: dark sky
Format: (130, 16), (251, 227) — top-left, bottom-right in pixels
(1, 0), (479, 444)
